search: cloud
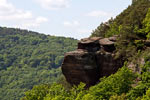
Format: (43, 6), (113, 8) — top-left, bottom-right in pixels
(35, 0), (70, 10)
(15, 16), (48, 29)
(63, 20), (79, 27)
(0, 0), (48, 29)
(86, 10), (113, 17)
(78, 29), (92, 34)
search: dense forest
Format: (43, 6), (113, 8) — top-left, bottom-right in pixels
(22, 0), (150, 100)
(91, 0), (150, 61)
(0, 27), (78, 100)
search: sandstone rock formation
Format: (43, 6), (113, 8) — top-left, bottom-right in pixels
(61, 36), (124, 87)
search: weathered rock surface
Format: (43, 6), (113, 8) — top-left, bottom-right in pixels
(78, 37), (101, 52)
(62, 50), (100, 87)
(61, 36), (124, 87)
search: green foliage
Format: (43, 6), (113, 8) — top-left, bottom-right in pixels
(23, 84), (50, 100)
(0, 27), (78, 100)
(139, 8), (150, 39)
(105, 22), (120, 37)
(85, 66), (136, 100)
(22, 83), (86, 100)
(114, 25), (139, 60)
(91, 18), (113, 37)
(134, 40), (145, 49)
(141, 61), (150, 83)
(91, 0), (150, 61)
(109, 94), (126, 100)
(2, 0), (150, 100)
(23, 66), (136, 100)
(93, 0), (150, 62)
(91, 0), (150, 39)
(127, 83), (147, 100)
(23, 60), (150, 100)
(89, 0), (150, 99)
(141, 88), (150, 100)
(127, 58), (150, 100)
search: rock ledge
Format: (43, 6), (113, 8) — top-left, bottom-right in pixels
(61, 36), (123, 87)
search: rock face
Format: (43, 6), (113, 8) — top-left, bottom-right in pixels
(61, 36), (124, 87)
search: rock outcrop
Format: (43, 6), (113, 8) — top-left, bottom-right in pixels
(61, 36), (124, 87)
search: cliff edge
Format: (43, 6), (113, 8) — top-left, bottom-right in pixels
(61, 36), (124, 87)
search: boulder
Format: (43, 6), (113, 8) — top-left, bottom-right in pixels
(62, 49), (100, 87)
(144, 40), (150, 46)
(99, 38), (116, 52)
(78, 37), (101, 52)
(96, 51), (123, 77)
(108, 35), (118, 42)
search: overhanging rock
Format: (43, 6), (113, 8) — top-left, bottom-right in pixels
(61, 36), (124, 87)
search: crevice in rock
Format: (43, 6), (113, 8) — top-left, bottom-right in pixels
(61, 36), (124, 87)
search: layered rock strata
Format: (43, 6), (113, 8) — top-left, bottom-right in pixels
(61, 36), (123, 87)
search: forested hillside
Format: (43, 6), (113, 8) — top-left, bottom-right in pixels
(22, 0), (150, 100)
(0, 27), (78, 100)
(91, 0), (150, 60)
(91, 0), (150, 38)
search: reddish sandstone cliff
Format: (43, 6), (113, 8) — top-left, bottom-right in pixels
(61, 36), (123, 87)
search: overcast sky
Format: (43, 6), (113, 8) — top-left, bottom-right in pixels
(0, 0), (131, 39)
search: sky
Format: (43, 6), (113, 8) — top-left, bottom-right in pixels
(0, 0), (132, 39)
